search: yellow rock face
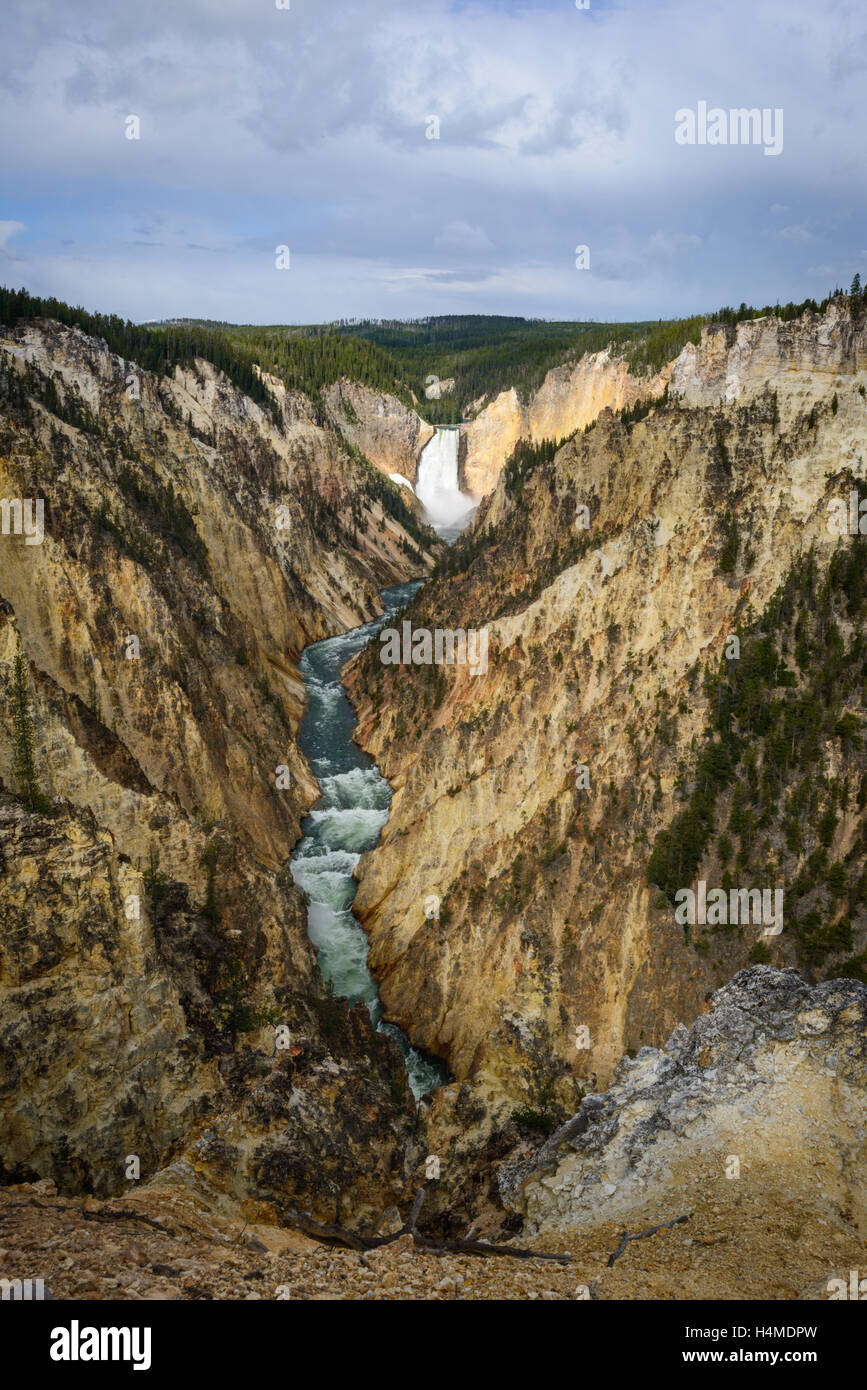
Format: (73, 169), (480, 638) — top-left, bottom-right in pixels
(0, 319), (435, 1206)
(462, 353), (670, 496)
(349, 302), (867, 1113)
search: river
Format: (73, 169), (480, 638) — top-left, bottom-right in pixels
(289, 581), (450, 1099)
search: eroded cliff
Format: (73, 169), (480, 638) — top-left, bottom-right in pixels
(321, 380), (434, 485)
(348, 301), (867, 1125)
(501, 968), (867, 1248)
(461, 351), (671, 495)
(0, 317), (440, 1219)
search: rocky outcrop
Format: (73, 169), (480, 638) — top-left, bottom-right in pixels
(670, 301), (867, 408)
(500, 968), (867, 1237)
(461, 300), (867, 498)
(150, 999), (424, 1229)
(462, 352), (669, 495)
(322, 380), (434, 485)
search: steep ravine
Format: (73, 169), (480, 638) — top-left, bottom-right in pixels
(0, 315), (441, 1221)
(3, 302), (867, 1275)
(289, 580), (449, 1098)
(321, 347), (673, 503)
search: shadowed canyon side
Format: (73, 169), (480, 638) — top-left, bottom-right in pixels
(0, 315), (444, 1220)
(348, 301), (867, 1129)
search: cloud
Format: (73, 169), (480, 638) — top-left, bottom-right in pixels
(434, 221), (494, 252)
(0, 0), (865, 321)
(775, 224), (817, 243)
(381, 265), (497, 289)
(0, 220), (25, 248)
(646, 231), (703, 256)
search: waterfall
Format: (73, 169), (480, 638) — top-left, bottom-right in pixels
(416, 428), (475, 539)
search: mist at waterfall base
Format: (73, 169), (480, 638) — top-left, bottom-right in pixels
(416, 428), (477, 543)
(290, 583), (450, 1099)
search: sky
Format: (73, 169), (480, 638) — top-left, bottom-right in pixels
(1, 0), (866, 325)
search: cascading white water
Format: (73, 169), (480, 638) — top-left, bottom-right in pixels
(289, 582), (450, 1100)
(416, 428), (476, 539)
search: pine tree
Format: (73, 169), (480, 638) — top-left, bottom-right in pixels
(10, 640), (48, 813)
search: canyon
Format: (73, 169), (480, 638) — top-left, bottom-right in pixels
(321, 345), (671, 502)
(2, 301), (866, 1297)
(0, 317), (440, 1225)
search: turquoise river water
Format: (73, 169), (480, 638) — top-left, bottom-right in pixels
(289, 581), (450, 1098)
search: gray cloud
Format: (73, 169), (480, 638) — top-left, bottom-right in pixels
(0, 0), (864, 321)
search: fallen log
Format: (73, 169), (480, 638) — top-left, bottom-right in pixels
(0, 1197), (178, 1237)
(282, 1187), (573, 1263)
(282, 1209), (368, 1250)
(79, 1205), (176, 1236)
(413, 1233), (572, 1263)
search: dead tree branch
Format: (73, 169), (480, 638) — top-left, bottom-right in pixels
(606, 1212), (692, 1267)
(283, 1186), (573, 1262)
(79, 1206), (175, 1235)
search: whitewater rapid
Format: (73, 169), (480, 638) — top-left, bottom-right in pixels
(289, 582), (450, 1099)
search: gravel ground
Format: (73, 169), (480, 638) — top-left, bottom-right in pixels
(1, 1178), (863, 1301)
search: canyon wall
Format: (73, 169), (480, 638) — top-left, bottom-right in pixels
(0, 319), (438, 1218)
(349, 302), (867, 1124)
(461, 352), (670, 496)
(670, 309), (865, 407)
(4, 303), (867, 1256)
(461, 303), (864, 498)
(323, 348), (670, 503)
(321, 379), (434, 485)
